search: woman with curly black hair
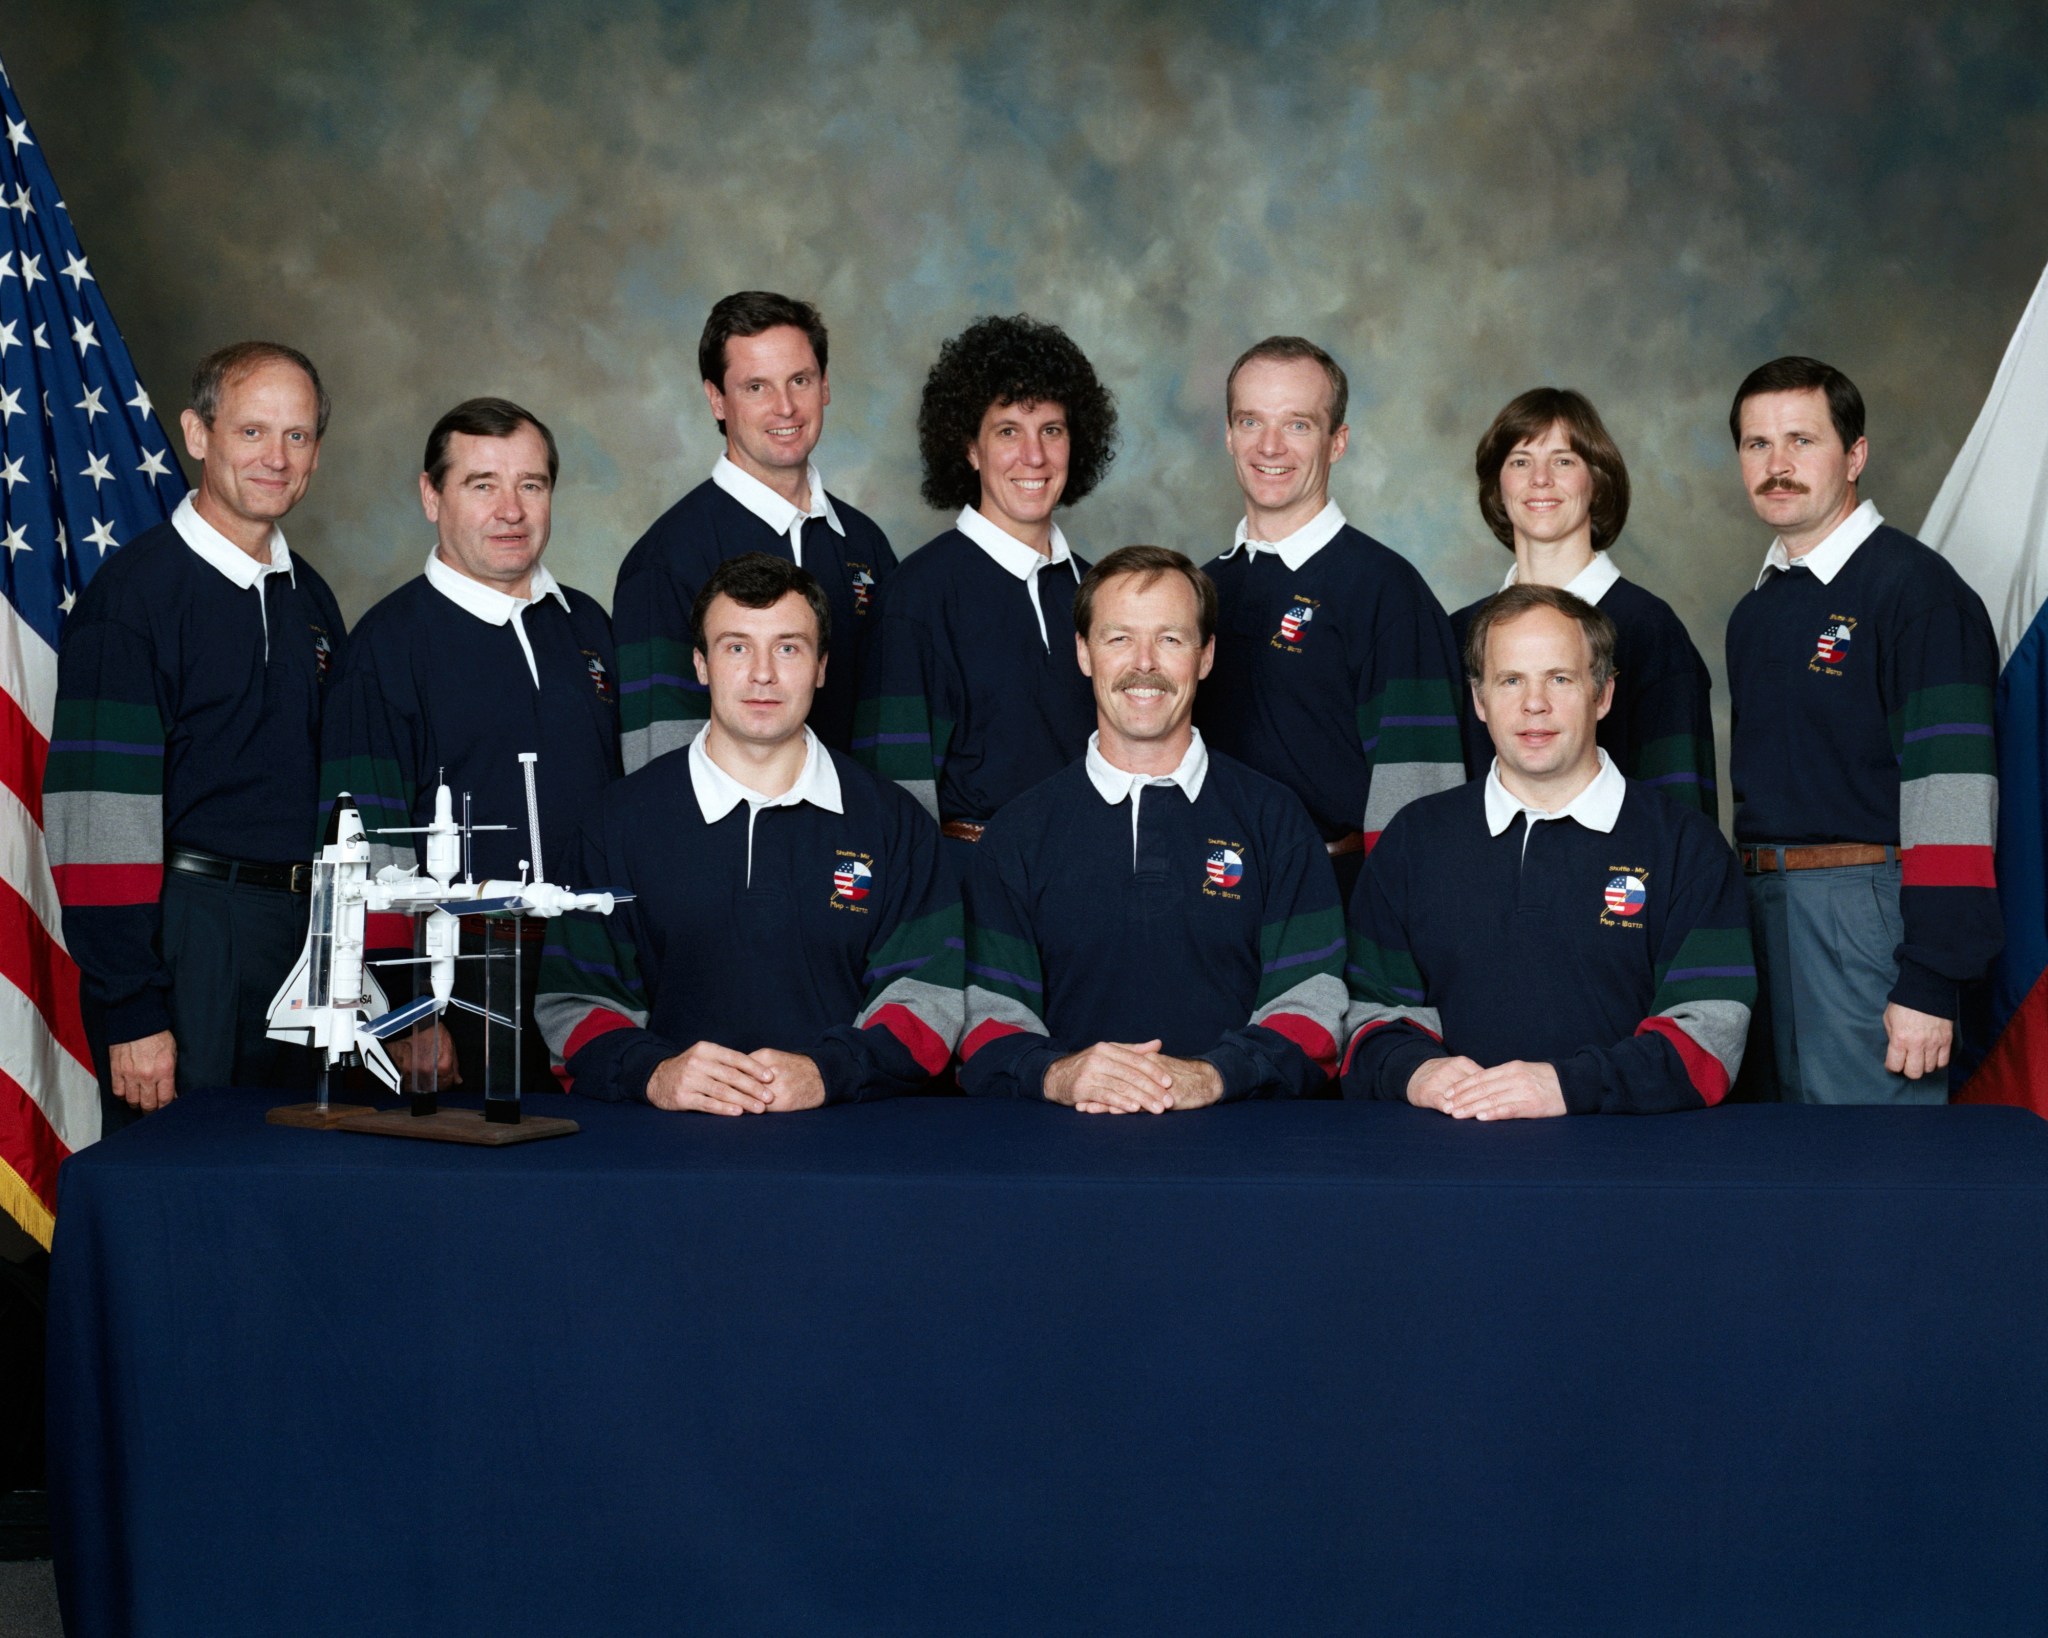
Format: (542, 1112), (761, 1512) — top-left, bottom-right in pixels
(853, 314), (1118, 871)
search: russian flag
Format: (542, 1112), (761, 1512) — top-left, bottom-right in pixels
(1923, 259), (2048, 1112)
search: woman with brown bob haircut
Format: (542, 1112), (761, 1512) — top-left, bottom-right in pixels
(1448, 388), (1718, 815)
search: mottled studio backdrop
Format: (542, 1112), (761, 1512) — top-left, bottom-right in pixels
(9, 2), (2047, 816)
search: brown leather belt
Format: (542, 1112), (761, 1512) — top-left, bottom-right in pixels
(167, 846), (313, 894)
(1740, 843), (1897, 874)
(1325, 831), (1366, 859)
(941, 821), (988, 843)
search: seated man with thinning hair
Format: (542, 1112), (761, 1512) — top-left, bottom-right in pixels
(1342, 584), (1755, 1117)
(539, 554), (960, 1113)
(959, 547), (1348, 1112)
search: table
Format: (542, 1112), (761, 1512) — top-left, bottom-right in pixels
(47, 1089), (2048, 1636)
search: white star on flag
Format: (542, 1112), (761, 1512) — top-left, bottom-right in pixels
(80, 452), (114, 490)
(0, 250), (13, 281)
(136, 447), (171, 482)
(0, 386), (19, 421)
(18, 250), (41, 289)
(0, 325), (14, 356)
(74, 385), (105, 421)
(69, 316), (97, 353)
(3, 117), (27, 153)
(59, 586), (75, 614)
(85, 517), (119, 554)
(0, 455), (24, 490)
(7, 183), (32, 218)
(126, 381), (153, 417)
(2, 523), (27, 559)
(32, 322), (47, 349)
(59, 251), (91, 289)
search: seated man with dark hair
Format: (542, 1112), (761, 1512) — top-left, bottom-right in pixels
(959, 547), (1347, 1112)
(540, 553), (960, 1112)
(1342, 584), (1755, 1117)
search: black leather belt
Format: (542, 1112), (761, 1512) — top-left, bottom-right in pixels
(167, 847), (313, 894)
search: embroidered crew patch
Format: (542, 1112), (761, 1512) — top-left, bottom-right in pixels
(1270, 594), (1322, 653)
(851, 567), (876, 614)
(1810, 616), (1856, 675)
(311, 628), (333, 678)
(584, 650), (615, 701)
(831, 852), (873, 908)
(1202, 843), (1246, 900)
(1599, 867), (1650, 928)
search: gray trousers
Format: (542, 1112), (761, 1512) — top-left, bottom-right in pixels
(1745, 857), (1947, 1105)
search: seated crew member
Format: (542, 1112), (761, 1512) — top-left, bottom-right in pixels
(319, 397), (620, 1091)
(1449, 387), (1717, 814)
(854, 314), (1118, 870)
(1197, 335), (1465, 904)
(538, 553), (961, 1111)
(1342, 584), (1755, 1117)
(959, 547), (1347, 1111)
(47, 341), (343, 1123)
(613, 291), (895, 764)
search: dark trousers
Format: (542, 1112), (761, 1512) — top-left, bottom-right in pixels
(84, 870), (318, 1135)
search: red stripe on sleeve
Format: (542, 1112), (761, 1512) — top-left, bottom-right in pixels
(1256, 1011), (1338, 1077)
(1338, 1015), (1442, 1078)
(0, 686), (47, 826)
(50, 862), (164, 907)
(563, 1008), (637, 1063)
(1901, 843), (1997, 889)
(867, 1002), (951, 1076)
(1635, 1016), (1728, 1107)
(365, 913), (415, 954)
(960, 1018), (1023, 1061)
(1361, 830), (1382, 855)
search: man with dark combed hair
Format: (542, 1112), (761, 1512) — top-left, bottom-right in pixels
(613, 290), (896, 767)
(1342, 584), (1755, 1118)
(1724, 355), (2000, 1103)
(540, 553), (962, 1113)
(958, 546), (1346, 1111)
(1197, 334), (1465, 906)
(1448, 386), (1717, 814)
(46, 341), (344, 1126)
(855, 314), (1119, 873)
(318, 396), (619, 1094)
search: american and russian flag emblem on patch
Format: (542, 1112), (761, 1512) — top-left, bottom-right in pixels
(1814, 622), (1853, 664)
(1206, 847), (1244, 889)
(1277, 604), (1314, 644)
(1603, 874), (1647, 917)
(833, 857), (872, 901)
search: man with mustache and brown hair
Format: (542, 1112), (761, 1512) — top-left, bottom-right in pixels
(1725, 356), (2000, 1103)
(957, 546), (1347, 1111)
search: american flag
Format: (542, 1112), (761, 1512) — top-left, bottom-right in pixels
(0, 59), (186, 1246)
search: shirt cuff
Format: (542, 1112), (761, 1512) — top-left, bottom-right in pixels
(1889, 959), (1960, 1022)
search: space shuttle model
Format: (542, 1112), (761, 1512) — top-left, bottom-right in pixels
(266, 752), (626, 1100)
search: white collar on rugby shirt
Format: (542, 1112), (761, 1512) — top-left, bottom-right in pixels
(173, 492), (295, 590)
(689, 727), (843, 887)
(1753, 498), (1883, 591)
(712, 454), (844, 569)
(424, 550), (571, 689)
(955, 505), (1079, 651)
(1086, 728), (1210, 866)
(1484, 747), (1625, 857)
(1220, 498), (1347, 572)
(1501, 550), (1621, 606)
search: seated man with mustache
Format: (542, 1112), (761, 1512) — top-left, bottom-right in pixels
(959, 547), (1347, 1111)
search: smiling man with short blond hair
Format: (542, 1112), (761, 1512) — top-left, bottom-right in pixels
(958, 546), (1347, 1112)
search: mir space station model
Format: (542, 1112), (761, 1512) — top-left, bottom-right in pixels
(264, 752), (626, 1129)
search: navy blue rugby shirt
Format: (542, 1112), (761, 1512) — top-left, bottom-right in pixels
(854, 508), (1096, 825)
(1451, 552), (1718, 815)
(44, 499), (346, 1041)
(613, 458), (896, 766)
(318, 554), (620, 961)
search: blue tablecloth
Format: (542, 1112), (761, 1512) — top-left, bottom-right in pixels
(46, 1089), (2048, 1635)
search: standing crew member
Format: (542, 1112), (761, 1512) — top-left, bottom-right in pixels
(540, 554), (961, 1111)
(319, 397), (619, 1091)
(614, 291), (895, 764)
(1449, 387), (1717, 814)
(854, 314), (1118, 872)
(1343, 586), (1755, 1117)
(46, 342), (344, 1125)
(1198, 336), (1465, 903)
(1724, 356), (1999, 1102)
(959, 547), (1346, 1110)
